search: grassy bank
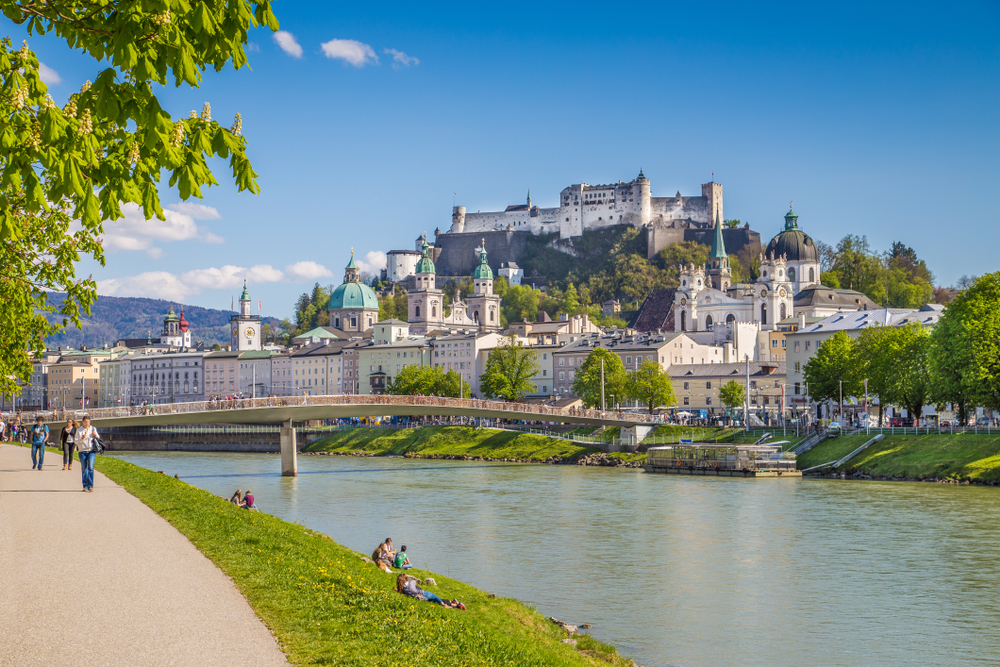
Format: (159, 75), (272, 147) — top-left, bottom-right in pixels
(305, 426), (600, 461)
(93, 455), (632, 667)
(797, 433), (1000, 482)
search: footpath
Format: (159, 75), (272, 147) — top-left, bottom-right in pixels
(0, 444), (288, 667)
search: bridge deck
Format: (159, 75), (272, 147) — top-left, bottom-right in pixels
(34, 395), (657, 429)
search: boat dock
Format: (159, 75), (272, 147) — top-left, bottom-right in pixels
(642, 443), (801, 478)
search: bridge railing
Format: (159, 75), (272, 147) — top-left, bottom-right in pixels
(26, 394), (661, 425)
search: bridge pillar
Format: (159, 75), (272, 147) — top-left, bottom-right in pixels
(280, 419), (297, 477)
(621, 425), (652, 450)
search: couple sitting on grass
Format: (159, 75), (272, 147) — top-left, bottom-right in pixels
(371, 537), (412, 573)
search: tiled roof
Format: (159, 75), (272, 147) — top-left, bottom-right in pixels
(669, 362), (786, 378)
(630, 288), (677, 332)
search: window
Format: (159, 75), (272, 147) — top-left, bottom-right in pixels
(706, 397), (712, 406)
(706, 381), (712, 389)
(750, 381), (757, 389)
(559, 371), (565, 381)
(559, 358), (565, 367)
(771, 339), (778, 348)
(751, 396), (758, 405)
(794, 341), (800, 352)
(683, 396), (690, 406)
(805, 341), (811, 352)
(781, 339), (786, 348)
(794, 382), (801, 395)
(683, 381), (689, 390)
(625, 356), (632, 364)
(794, 362), (801, 373)
(415, 306), (420, 317)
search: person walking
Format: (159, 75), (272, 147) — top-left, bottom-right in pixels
(60, 419), (78, 470)
(29, 416), (50, 470)
(75, 416), (100, 492)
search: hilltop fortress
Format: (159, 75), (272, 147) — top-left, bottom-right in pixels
(450, 170), (722, 241)
(386, 171), (760, 280)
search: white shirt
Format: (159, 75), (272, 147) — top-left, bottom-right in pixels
(75, 425), (100, 452)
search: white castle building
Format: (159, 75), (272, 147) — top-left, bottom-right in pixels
(449, 170), (722, 240)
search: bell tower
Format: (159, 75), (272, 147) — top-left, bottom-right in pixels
(230, 279), (261, 351)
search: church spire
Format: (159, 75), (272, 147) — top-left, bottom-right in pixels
(709, 205), (727, 260)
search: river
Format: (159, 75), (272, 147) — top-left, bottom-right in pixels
(110, 452), (1000, 667)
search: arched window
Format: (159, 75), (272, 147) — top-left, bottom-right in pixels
(761, 303), (767, 325)
(415, 305), (420, 318)
(705, 314), (713, 329)
(788, 267), (796, 282)
(726, 313), (736, 324)
(431, 306), (437, 317)
(680, 311), (687, 331)
(780, 302), (787, 320)
(474, 311), (480, 323)
(809, 267), (815, 283)
(489, 310), (495, 322)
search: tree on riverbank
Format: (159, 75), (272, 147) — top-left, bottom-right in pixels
(386, 365), (469, 398)
(572, 348), (627, 409)
(479, 335), (539, 401)
(803, 331), (861, 417)
(626, 360), (676, 414)
(930, 272), (1000, 418)
(0, 1), (277, 395)
(719, 380), (745, 414)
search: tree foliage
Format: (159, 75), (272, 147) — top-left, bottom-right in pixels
(293, 283), (331, 334)
(479, 335), (539, 401)
(857, 323), (931, 424)
(719, 379), (745, 410)
(818, 235), (935, 308)
(0, 0), (276, 394)
(802, 331), (860, 410)
(626, 360), (676, 413)
(385, 364), (469, 398)
(930, 272), (1000, 416)
(571, 347), (627, 409)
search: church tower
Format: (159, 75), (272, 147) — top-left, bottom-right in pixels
(706, 206), (732, 291)
(231, 279), (261, 351)
(407, 235), (444, 334)
(468, 240), (501, 331)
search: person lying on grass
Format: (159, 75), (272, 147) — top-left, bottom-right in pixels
(395, 574), (465, 609)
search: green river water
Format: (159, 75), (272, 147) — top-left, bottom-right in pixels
(112, 452), (1000, 667)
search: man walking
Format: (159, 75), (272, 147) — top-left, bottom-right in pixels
(75, 416), (100, 492)
(29, 416), (50, 470)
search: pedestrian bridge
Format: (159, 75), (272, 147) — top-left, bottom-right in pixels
(40, 395), (659, 476)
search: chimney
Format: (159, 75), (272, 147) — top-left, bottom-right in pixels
(798, 313), (806, 330)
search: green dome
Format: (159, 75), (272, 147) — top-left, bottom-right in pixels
(415, 237), (435, 274)
(472, 243), (493, 280)
(327, 281), (379, 310)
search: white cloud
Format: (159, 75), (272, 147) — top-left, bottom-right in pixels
(100, 203), (225, 254)
(273, 31), (303, 58)
(384, 48), (419, 69)
(356, 251), (387, 275)
(168, 202), (221, 220)
(96, 261), (336, 301)
(38, 62), (61, 85)
(285, 261), (334, 282)
(321, 39), (378, 67)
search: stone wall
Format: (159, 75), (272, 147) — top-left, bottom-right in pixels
(433, 229), (530, 276)
(647, 225), (761, 259)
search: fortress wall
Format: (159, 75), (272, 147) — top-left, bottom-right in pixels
(433, 230), (530, 276)
(646, 226), (761, 259)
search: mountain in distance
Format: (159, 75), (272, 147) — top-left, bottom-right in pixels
(42, 293), (281, 349)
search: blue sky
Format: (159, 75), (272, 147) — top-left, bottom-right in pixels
(7, 1), (998, 319)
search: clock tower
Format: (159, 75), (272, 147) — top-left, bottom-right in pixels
(231, 279), (261, 351)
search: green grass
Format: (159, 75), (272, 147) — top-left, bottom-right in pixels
(306, 426), (600, 461)
(797, 432), (1000, 481)
(93, 455), (632, 667)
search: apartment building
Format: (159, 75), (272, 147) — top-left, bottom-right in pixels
(671, 362), (786, 417)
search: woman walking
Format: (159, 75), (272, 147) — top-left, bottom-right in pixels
(74, 416), (100, 492)
(60, 419), (77, 471)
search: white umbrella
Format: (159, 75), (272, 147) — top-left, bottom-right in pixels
(675, 411), (693, 417)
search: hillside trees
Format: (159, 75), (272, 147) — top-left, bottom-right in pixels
(0, 1), (277, 394)
(571, 348), (627, 409)
(293, 283), (331, 334)
(479, 335), (539, 401)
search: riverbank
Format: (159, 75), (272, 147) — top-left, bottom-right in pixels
(304, 426), (648, 467)
(797, 432), (1000, 484)
(92, 455), (635, 666)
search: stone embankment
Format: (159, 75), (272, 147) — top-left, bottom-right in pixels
(805, 470), (999, 486)
(303, 450), (643, 468)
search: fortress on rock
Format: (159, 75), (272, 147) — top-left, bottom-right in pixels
(449, 170), (721, 241)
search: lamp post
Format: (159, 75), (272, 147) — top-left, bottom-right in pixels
(838, 379), (843, 425)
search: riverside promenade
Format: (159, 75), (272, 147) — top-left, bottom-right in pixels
(0, 445), (288, 666)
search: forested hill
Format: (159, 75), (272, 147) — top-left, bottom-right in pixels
(42, 294), (280, 349)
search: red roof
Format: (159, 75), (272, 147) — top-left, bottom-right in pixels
(178, 310), (189, 332)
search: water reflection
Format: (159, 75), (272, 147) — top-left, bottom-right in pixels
(112, 452), (1000, 667)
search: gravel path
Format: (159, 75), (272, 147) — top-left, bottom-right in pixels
(0, 444), (289, 666)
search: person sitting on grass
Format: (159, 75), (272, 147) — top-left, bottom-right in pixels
(229, 489), (243, 506)
(395, 574), (463, 608)
(382, 537), (397, 562)
(242, 489), (257, 510)
(393, 545), (413, 570)
(371, 541), (393, 573)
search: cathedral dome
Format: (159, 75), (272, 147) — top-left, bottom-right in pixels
(415, 236), (435, 274)
(765, 207), (819, 263)
(327, 281), (379, 310)
(472, 242), (493, 279)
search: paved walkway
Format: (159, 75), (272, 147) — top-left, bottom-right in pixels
(0, 444), (289, 666)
